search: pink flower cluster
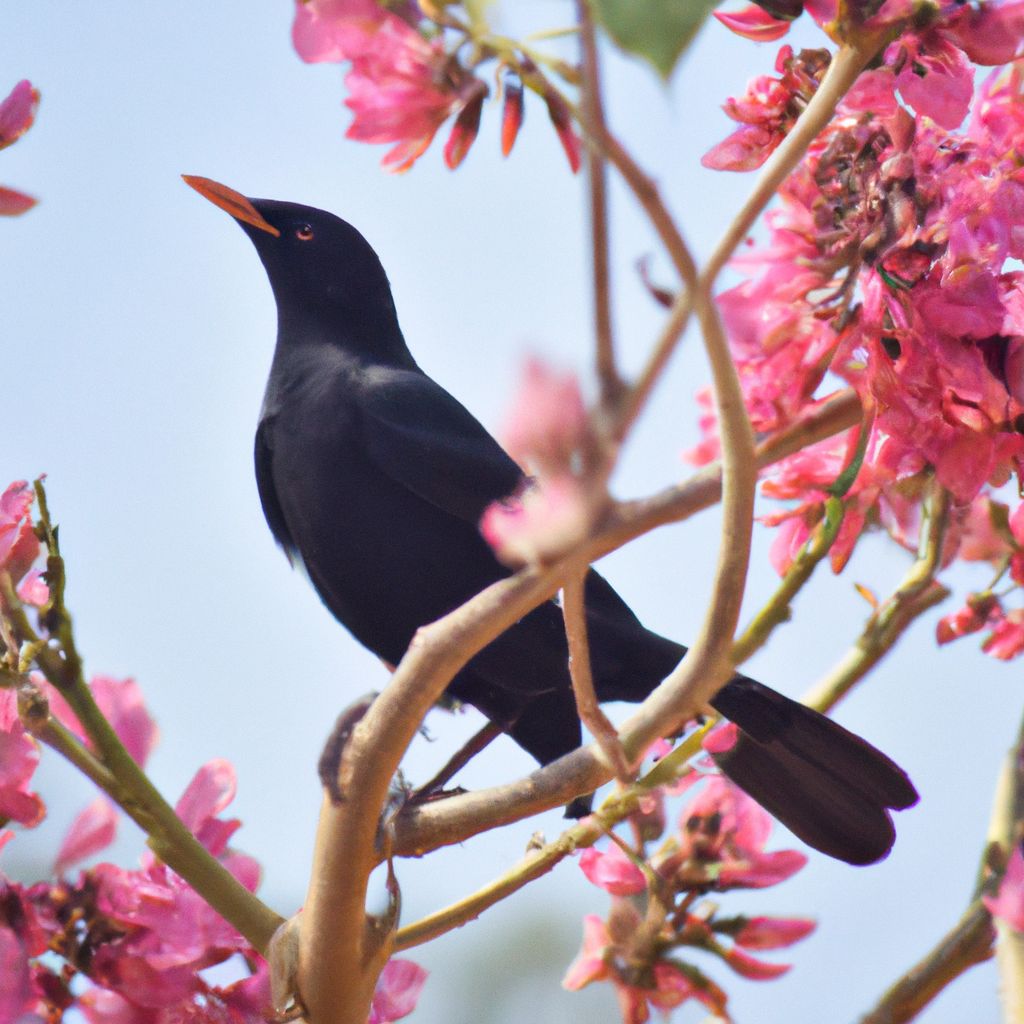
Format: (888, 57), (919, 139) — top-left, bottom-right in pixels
(694, 9), (1024, 657)
(290, 0), (578, 172)
(481, 358), (607, 566)
(565, 773), (814, 1022)
(2, 681), (273, 1024)
(1, 481), (426, 1024)
(0, 80), (38, 215)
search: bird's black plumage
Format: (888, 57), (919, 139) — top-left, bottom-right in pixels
(187, 178), (918, 865)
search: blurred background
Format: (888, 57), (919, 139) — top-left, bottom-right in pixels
(2, 3), (1019, 1021)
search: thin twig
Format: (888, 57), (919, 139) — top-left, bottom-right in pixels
(802, 484), (951, 714)
(393, 724), (711, 951)
(732, 505), (845, 666)
(562, 572), (632, 782)
(857, 902), (994, 1024)
(410, 721), (503, 802)
(577, 0), (621, 406)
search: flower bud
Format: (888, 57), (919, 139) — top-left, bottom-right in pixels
(443, 90), (484, 170)
(501, 75), (524, 157)
(543, 90), (581, 173)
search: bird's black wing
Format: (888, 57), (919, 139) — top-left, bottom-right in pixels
(357, 368), (525, 523)
(254, 418), (296, 560)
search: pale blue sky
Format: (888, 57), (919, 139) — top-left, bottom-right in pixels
(2, 4), (1019, 1021)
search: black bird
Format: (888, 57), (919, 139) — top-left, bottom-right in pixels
(184, 176), (917, 865)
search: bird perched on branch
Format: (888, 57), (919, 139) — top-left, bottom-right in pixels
(184, 175), (917, 865)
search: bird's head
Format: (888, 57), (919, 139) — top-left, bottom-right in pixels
(183, 176), (407, 357)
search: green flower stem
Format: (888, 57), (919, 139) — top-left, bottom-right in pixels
(5, 486), (284, 954)
(18, 682), (118, 795)
(393, 724), (711, 951)
(802, 485), (950, 714)
(732, 499), (845, 667)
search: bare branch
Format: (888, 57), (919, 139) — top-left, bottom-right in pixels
(411, 721), (503, 802)
(577, 0), (622, 405)
(562, 572), (633, 782)
(858, 901), (994, 1024)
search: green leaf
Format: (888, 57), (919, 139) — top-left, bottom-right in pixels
(590, 0), (721, 80)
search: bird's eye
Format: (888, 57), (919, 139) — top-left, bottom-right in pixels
(295, 225), (314, 241)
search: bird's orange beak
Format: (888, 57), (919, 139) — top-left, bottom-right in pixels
(182, 175), (280, 237)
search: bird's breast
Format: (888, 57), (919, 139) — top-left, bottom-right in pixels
(261, 390), (506, 664)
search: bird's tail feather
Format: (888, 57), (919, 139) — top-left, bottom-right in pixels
(710, 677), (917, 865)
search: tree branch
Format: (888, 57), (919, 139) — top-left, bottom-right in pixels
(393, 724), (712, 951)
(563, 572), (632, 782)
(576, 0), (621, 406)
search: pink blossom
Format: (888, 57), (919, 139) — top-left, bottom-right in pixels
(481, 358), (603, 565)
(16, 568), (48, 607)
(956, 498), (1014, 563)
(174, 759), (241, 857)
(368, 958), (428, 1024)
(579, 844), (646, 896)
(676, 776), (808, 888)
(0, 186), (35, 216)
(702, 721), (739, 755)
(563, 916), (724, 1023)
(0, 689), (45, 827)
(85, 764), (260, 1009)
(481, 477), (591, 566)
(733, 915), (816, 949)
(45, 676), (158, 769)
(0, 81), (39, 218)
(0, 80), (38, 150)
(291, 0), (390, 63)
(983, 609), (1024, 660)
(715, 5), (793, 41)
(936, 595), (1000, 645)
(0, 480), (40, 587)
(562, 914), (613, 991)
(498, 358), (588, 475)
(722, 944), (791, 979)
(893, 34), (974, 129)
(703, 46), (830, 171)
(78, 962), (271, 1024)
(944, 1), (1024, 66)
(54, 797), (119, 873)
(985, 843), (1024, 930)
(0, 925), (36, 1023)
(767, 514), (811, 576)
(291, 0), (470, 172)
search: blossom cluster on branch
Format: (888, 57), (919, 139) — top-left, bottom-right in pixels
(691, 2), (1024, 659)
(0, 482), (426, 1024)
(291, 0), (578, 172)
(564, 761), (815, 1024)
